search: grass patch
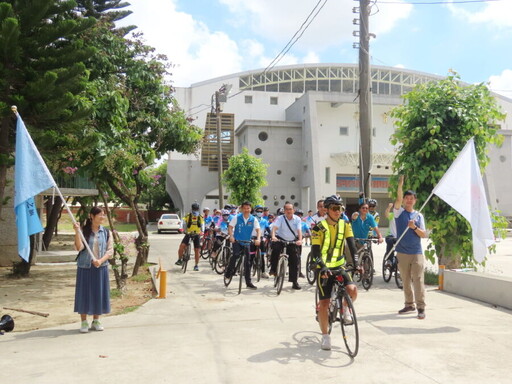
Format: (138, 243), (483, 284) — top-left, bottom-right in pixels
(131, 272), (151, 283)
(120, 305), (140, 314)
(424, 269), (438, 286)
(110, 288), (122, 299)
(48, 212), (138, 233)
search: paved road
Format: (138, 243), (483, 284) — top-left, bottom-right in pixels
(2, 229), (512, 384)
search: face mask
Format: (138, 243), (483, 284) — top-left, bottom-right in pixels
(192, 211), (199, 216)
(256, 212), (263, 218)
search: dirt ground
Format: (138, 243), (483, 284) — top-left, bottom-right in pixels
(0, 234), (155, 333)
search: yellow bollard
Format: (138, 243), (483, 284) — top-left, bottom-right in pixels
(158, 269), (167, 299)
(438, 265), (445, 290)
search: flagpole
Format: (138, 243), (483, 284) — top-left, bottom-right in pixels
(11, 106), (97, 262)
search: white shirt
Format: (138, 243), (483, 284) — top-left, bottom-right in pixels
(273, 214), (302, 241)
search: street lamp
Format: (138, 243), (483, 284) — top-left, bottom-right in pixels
(213, 84), (232, 209)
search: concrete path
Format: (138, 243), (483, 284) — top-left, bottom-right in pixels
(2, 229), (512, 384)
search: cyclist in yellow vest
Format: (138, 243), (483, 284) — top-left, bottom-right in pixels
(176, 203), (205, 271)
(311, 195), (360, 351)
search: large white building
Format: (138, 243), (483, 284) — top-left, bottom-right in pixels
(168, 63), (512, 223)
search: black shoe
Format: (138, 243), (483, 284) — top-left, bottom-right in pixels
(398, 305), (416, 314)
(175, 259), (182, 265)
(246, 283), (257, 290)
(292, 283), (301, 290)
(299, 273), (305, 278)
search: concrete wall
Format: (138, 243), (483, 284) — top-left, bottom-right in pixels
(444, 270), (512, 310)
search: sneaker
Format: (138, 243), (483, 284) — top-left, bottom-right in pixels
(342, 310), (353, 325)
(80, 321), (89, 333)
(175, 259), (182, 266)
(246, 283), (257, 290)
(261, 272), (269, 279)
(193, 265), (199, 271)
(398, 305), (416, 314)
(321, 334), (331, 350)
(91, 320), (104, 331)
(292, 283), (302, 290)
(417, 308), (426, 320)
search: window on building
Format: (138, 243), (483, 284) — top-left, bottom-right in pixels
(340, 126), (349, 136)
(325, 167), (330, 184)
(245, 95), (253, 104)
(270, 96), (278, 105)
(255, 148), (262, 155)
(286, 137), (293, 145)
(258, 131), (268, 141)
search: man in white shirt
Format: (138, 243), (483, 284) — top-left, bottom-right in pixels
(309, 199), (326, 228)
(270, 202), (303, 290)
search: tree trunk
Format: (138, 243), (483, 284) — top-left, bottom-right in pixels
(42, 195), (63, 250)
(435, 243), (461, 269)
(0, 115), (13, 220)
(131, 203), (148, 276)
(12, 234), (36, 276)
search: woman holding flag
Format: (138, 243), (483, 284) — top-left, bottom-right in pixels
(73, 207), (113, 333)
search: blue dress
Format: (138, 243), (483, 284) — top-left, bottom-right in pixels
(74, 227), (111, 315)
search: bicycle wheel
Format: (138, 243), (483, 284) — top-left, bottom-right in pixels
(223, 255), (233, 287)
(340, 290), (359, 358)
(306, 252), (317, 285)
(238, 254), (245, 295)
(395, 266), (403, 289)
(361, 253), (373, 290)
(215, 246), (226, 275)
(276, 256), (286, 295)
(201, 237), (211, 259)
(182, 244), (190, 274)
(382, 254), (392, 283)
(327, 289), (338, 335)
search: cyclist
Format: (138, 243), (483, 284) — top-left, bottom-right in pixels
(311, 195), (360, 351)
(210, 209), (231, 260)
(309, 199), (326, 229)
(351, 202), (384, 244)
(253, 205), (270, 278)
(226, 201), (261, 290)
(176, 202), (204, 271)
(359, 193), (380, 237)
(270, 202), (303, 290)
(262, 206), (271, 221)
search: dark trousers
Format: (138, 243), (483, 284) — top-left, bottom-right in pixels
(270, 242), (298, 283)
(226, 242), (253, 284)
(385, 236), (397, 260)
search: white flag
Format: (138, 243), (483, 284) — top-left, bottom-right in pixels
(432, 138), (494, 262)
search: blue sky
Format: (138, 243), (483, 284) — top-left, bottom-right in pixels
(119, 0), (512, 97)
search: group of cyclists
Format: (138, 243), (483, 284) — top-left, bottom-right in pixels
(174, 194), (392, 352)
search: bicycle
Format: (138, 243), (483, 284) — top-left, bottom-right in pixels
(315, 267), (359, 357)
(224, 240), (253, 295)
(353, 238), (378, 290)
(251, 246), (262, 282)
(274, 240), (296, 295)
(214, 236), (231, 275)
(306, 252), (317, 285)
(382, 245), (403, 289)
(200, 228), (214, 259)
(182, 233), (200, 274)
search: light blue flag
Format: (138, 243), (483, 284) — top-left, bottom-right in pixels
(14, 115), (56, 261)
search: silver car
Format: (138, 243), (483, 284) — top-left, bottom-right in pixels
(157, 214), (182, 234)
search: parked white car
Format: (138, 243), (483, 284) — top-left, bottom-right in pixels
(157, 214), (182, 234)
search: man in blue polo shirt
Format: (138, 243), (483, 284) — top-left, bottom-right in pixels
(226, 201), (261, 289)
(351, 201), (384, 243)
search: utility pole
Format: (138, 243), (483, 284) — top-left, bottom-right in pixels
(215, 90), (224, 209)
(213, 84), (232, 209)
(357, 0), (373, 198)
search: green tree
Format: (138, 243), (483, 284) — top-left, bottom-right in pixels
(390, 72), (506, 268)
(68, 25), (202, 276)
(0, 0), (97, 221)
(141, 162), (174, 211)
(223, 147), (268, 206)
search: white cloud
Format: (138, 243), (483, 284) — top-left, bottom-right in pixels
(447, 2), (512, 28)
(489, 69), (512, 99)
(219, 0), (412, 52)
(118, 0), (243, 86)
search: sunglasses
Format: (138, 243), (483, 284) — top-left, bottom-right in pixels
(369, 205), (376, 208)
(329, 206), (341, 212)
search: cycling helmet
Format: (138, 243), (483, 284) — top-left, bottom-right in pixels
(295, 209), (303, 215)
(324, 195), (343, 208)
(368, 198), (377, 207)
(203, 207), (210, 211)
(277, 208), (284, 216)
(221, 209), (230, 216)
(254, 204), (263, 209)
(191, 202), (200, 211)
